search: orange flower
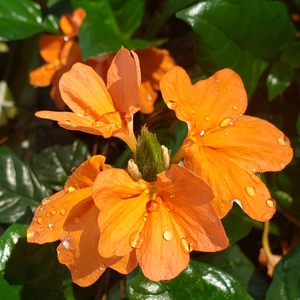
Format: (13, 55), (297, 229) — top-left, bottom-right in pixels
(29, 8), (85, 109)
(92, 164), (228, 281)
(160, 66), (293, 222)
(27, 155), (137, 287)
(35, 47), (141, 153)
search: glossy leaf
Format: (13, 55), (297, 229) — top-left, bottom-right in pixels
(32, 140), (90, 190)
(281, 41), (300, 69)
(0, 0), (60, 41)
(267, 62), (294, 101)
(2, 224), (64, 300)
(0, 273), (19, 300)
(266, 239), (300, 300)
(0, 146), (49, 224)
(177, 0), (296, 96)
(199, 244), (255, 289)
(127, 260), (254, 300)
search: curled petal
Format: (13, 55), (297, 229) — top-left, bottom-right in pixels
(60, 8), (86, 37)
(39, 35), (65, 62)
(160, 66), (247, 133)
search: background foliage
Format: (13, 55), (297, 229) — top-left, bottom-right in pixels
(0, 0), (300, 299)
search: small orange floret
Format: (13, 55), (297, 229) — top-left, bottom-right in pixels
(160, 66), (293, 222)
(92, 164), (228, 282)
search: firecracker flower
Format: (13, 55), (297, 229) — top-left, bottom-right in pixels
(29, 8), (86, 109)
(35, 47), (141, 154)
(92, 164), (228, 282)
(27, 155), (138, 287)
(160, 66), (293, 222)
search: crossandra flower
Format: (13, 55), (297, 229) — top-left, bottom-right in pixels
(92, 164), (228, 281)
(35, 47), (141, 153)
(27, 155), (138, 287)
(160, 66), (293, 222)
(29, 8), (85, 109)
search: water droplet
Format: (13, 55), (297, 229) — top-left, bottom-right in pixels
(238, 113), (243, 117)
(84, 106), (92, 116)
(48, 223), (54, 228)
(163, 199), (175, 211)
(266, 198), (276, 208)
(143, 212), (149, 222)
(245, 186), (256, 196)
(251, 175), (262, 184)
(64, 35), (69, 42)
(169, 192), (175, 198)
(42, 197), (51, 205)
(60, 209), (66, 215)
(37, 217), (43, 224)
(127, 194), (131, 198)
(39, 207), (43, 211)
(189, 110), (195, 115)
(223, 88), (227, 92)
(65, 120), (71, 125)
(167, 100), (177, 109)
(146, 94), (152, 101)
(27, 231), (34, 238)
(149, 191), (157, 200)
(219, 117), (236, 128)
(277, 135), (290, 146)
(144, 189), (149, 194)
(215, 91), (219, 95)
(224, 132), (229, 137)
(99, 263), (106, 271)
(76, 113), (84, 117)
(232, 105), (238, 110)
(68, 186), (77, 193)
(146, 200), (160, 212)
(262, 213), (273, 221)
(51, 210), (57, 215)
(37, 228), (43, 233)
(181, 236), (197, 254)
(204, 115), (210, 122)
(216, 79), (220, 83)
(200, 130), (205, 136)
(92, 121), (106, 127)
(163, 230), (174, 241)
(129, 231), (146, 248)
(74, 217), (80, 223)
(279, 161), (285, 168)
(71, 167), (77, 173)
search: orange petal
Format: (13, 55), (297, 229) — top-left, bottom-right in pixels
(136, 197), (189, 281)
(136, 46), (176, 90)
(60, 40), (82, 66)
(107, 47), (141, 119)
(27, 187), (92, 244)
(60, 8), (86, 37)
(140, 80), (157, 114)
(92, 168), (149, 257)
(57, 203), (104, 287)
(29, 63), (60, 87)
(203, 115), (293, 173)
(160, 67), (247, 133)
(108, 251), (138, 274)
(59, 63), (115, 117)
(39, 35), (65, 62)
(258, 248), (281, 277)
(157, 165), (228, 251)
(182, 141), (276, 221)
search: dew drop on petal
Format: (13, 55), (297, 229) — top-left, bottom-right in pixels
(245, 186), (256, 196)
(181, 236), (197, 254)
(146, 94), (152, 101)
(146, 200), (160, 212)
(42, 197), (51, 205)
(37, 217), (43, 224)
(64, 36), (69, 42)
(204, 115), (210, 122)
(68, 186), (77, 193)
(163, 199), (175, 211)
(48, 222), (54, 228)
(167, 100), (177, 109)
(251, 175), (262, 184)
(76, 113), (84, 117)
(74, 217), (80, 223)
(60, 209), (66, 215)
(71, 167), (77, 173)
(279, 161), (285, 168)
(277, 135), (290, 146)
(200, 130), (205, 136)
(99, 263), (106, 271)
(129, 231), (146, 249)
(232, 105), (238, 110)
(224, 132), (229, 137)
(39, 207), (43, 211)
(65, 120), (71, 125)
(143, 212), (149, 222)
(215, 91), (219, 95)
(169, 192), (175, 198)
(223, 88), (227, 92)
(266, 198), (276, 208)
(189, 110), (195, 115)
(27, 231), (34, 238)
(163, 230), (174, 242)
(219, 117), (236, 128)
(51, 210), (57, 215)
(262, 213), (273, 221)
(84, 106), (92, 116)
(92, 121), (106, 127)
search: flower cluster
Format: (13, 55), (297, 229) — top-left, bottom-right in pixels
(28, 45), (293, 286)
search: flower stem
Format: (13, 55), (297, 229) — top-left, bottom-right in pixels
(262, 220), (273, 259)
(171, 145), (183, 165)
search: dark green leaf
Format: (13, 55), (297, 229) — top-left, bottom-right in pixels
(296, 113), (300, 136)
(127, 260), (254, 300)
(267, 62), (294, 101)
(0, 0), (59, 41)
(32, 140), (90, 190)
(0, 273), (19, 300)
(177, 0), (296, 97)
(199, 244), (255, 289)
(266, 239), (300, 300)
(0, 81), (18, 127)
(221, 203), (253, 244)
(281, 41), (300, 69)
(0, 146), (49, 223)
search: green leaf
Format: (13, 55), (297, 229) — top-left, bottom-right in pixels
(177, 0), (296, 97)
(199, 244), (255, 289)
(1, 224), (64, 300)
(221, 203), (253, 244)
(266, 239), (300, 300)
(127, 260), (254, 300)
(267, 62), (294, 101)
(281, 41), (300, 69)
(0, 146), (49, 224)
(32, 140), (90, 190)
(0, 273), (19, 300)
(0, 0), (60, 41)
(0, 81), (18, 127)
